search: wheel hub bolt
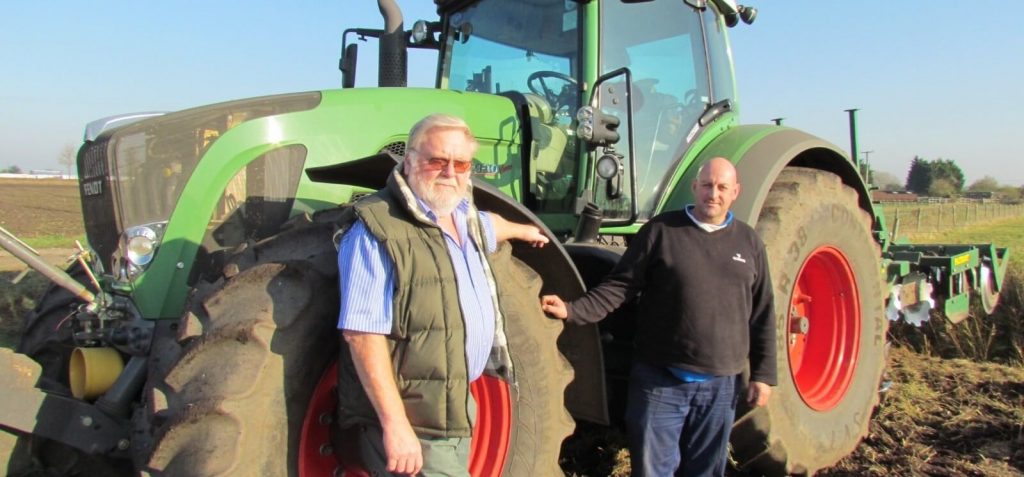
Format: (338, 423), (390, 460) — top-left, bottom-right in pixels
(319, 412), (334, 425)
(790, 316), (810, 335)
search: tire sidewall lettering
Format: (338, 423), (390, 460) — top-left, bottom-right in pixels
(742, 169), (888, 472)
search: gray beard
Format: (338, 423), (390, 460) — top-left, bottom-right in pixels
(413, 181), (468, 216)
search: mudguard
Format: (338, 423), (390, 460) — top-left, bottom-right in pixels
(665, 125), (872, 227)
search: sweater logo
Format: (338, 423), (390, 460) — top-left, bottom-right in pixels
(732, 253), (746, 263)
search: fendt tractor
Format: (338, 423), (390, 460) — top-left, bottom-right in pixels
(0, 0), (1009, 475)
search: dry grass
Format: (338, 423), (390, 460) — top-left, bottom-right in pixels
(881, 202), (1024, 234)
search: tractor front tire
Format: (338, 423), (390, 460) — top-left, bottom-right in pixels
(730, 167), (888, 475)
(137, 220), (340, 476)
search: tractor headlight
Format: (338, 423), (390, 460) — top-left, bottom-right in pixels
(123, 223), (166, 278)
(595, 154), (622, 180)
(411, 20), (431, 44)
(575, 106), (620, 146)
(576, 106), (595, 141)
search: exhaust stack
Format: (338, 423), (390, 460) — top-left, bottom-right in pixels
(378, 0), (407, 87)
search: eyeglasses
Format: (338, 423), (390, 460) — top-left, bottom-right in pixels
(411, 150), (473, 173)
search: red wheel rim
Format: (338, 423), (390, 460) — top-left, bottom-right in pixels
(787, 246), (860, 411)
(467, 375), (512, 477)
(299, 361), (512, 476)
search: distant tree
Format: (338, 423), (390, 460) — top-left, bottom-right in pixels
(58, 143), (77, 177)
(2, 165), (23, 174)
(929, 178), (957, 197)
(929, 158), (965, 192)
(998, 185), (1023, 201)
(905, 156), (931, 194)
(871, 170), (902, 191)
(967, 176), (1000, 192)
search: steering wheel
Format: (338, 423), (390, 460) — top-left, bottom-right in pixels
(527, 71), (578, 112)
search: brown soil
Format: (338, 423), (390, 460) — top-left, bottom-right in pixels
(820, 345), (1024, 476)
(0, 178), (84, 239)
(560, 345), (1024, 476)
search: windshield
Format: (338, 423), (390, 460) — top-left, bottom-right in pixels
(444, 0), (581, 212)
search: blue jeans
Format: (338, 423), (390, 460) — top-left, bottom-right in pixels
(624, 361), (739, 477)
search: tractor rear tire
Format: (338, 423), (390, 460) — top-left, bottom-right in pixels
(730, 167), (888, 475)
(491, 243), (576, 476)
(137, 215), (573, 476)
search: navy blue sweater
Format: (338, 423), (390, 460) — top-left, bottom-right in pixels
(568, 210), (777, 385)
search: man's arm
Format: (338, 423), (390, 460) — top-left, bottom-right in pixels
(486, 212), (549, 247)
(337, 221), (419, 473)
(343, 330), (423, 475)
(542, 221), (656, 324)
(747, 238), (777, 407)
(541, 294), (567, 319)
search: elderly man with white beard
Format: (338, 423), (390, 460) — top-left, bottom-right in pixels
(333, 113), (549, 476)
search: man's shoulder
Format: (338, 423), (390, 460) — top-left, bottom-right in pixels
(352, 189), (392, 210)
(730, 217), (756, 234)
(648, 209), (692, 228)
(728, 218), (768, 251)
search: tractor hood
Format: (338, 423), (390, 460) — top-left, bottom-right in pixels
(79, 86), (526, 318)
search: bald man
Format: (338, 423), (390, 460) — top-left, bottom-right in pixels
(542, 157), (776, 476)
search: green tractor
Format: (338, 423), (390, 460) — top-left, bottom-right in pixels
(0, 0), (1009, 475)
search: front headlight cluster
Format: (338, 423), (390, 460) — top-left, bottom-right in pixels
(575, 106), (620, 146)
(122, 223), (166, 279)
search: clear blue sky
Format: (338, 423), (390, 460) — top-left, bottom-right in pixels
(4, 1), (1021, 186)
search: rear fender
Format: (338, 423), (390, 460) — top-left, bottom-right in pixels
(665, 125), (873, 227)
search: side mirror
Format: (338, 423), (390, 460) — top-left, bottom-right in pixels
(340, 43), (358, 89)
(577, 67), (639, 224)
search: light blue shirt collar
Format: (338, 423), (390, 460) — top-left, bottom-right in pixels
(684, 204), (733, 232)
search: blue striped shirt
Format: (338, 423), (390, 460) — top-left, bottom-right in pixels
(337, 198), (497, 381)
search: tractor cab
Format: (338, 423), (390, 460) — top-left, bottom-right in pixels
(342, 0), (755, 230)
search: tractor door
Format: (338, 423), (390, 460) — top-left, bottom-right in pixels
(595, 0), (734, 221)
(440, 0), (582, 215)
